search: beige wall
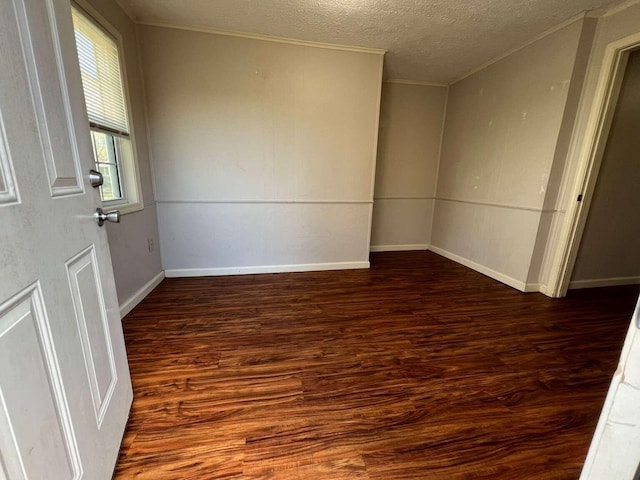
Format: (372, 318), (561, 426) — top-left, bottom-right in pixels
(526, 18), (597, 290)
(371, 82), (447, 250)
(569, 49), (640, 286)
(138, 25), (383, 274)
(431, 19), (590, 289)
(79, 0), (162, 311)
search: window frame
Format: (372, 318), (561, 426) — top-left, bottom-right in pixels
(90, 130), (124, 202)
(72, 0), (144, 215)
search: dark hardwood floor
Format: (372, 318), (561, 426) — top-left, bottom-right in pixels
(114, 251), (639, 479)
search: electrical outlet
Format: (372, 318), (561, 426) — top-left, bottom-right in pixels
(148, 237), (154, 252)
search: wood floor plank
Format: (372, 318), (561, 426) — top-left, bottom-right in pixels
(114, 251), (639, 479)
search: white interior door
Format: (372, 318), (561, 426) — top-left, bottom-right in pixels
(580, 296), (640, 479)
(0, 0), (132, 478)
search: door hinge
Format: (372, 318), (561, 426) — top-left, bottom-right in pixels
(577, 194), (583, 202)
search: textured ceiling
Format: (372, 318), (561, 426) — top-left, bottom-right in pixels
(122, 0), (622, 83)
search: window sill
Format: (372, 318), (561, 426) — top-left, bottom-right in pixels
(102, 200), (144, 216)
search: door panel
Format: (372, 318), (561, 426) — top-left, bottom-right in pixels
(16, 0), (84, 196)
(0, 115), (18, 205)
(0, 0), (133, 477)
(0, 285), (81, 480)
(66, 246), (118, 426)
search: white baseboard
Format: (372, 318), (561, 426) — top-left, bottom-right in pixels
(165, 261), (370, 278)
(428, 245), (530, 292)
(119, 271), (165, 319)
(523, 283), (541, 293)
(370, 244), (430, 252)
(568, 276), (640, 290)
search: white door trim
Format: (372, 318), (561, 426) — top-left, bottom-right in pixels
(546, 31), (640, 297)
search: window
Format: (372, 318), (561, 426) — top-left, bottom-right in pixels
(72, 5), (142, 212)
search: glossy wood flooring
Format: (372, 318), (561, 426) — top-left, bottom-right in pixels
(115, 252), (639, 479)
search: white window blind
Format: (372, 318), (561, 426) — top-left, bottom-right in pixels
(72, 7), (129, 136)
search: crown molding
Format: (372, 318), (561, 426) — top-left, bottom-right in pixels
(384, 79), (448, 87)
(450, 11), (587, 85)
(598, 0), (640, 17)
(114, 0), (136, 22)
(137, 21), (387, 55)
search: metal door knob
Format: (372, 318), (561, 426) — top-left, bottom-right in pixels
(89, 169), (103, 188)
(95, 208), (120, 227)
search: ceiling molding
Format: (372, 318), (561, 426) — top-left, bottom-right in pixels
(115, 0), (137, 22)
(384, 79), (448, 87)
(450, 11), (588, 85)
(118, 0), (623, 83)
(136, 21), (387, 55)
(599, 0), (640, 16)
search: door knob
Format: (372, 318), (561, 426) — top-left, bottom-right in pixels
(89, 169), (103, 188)
(95, 207), (120, 227)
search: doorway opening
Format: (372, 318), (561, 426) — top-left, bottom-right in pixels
(567, 48), (640, 290)
(548, 33), (640, 297)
